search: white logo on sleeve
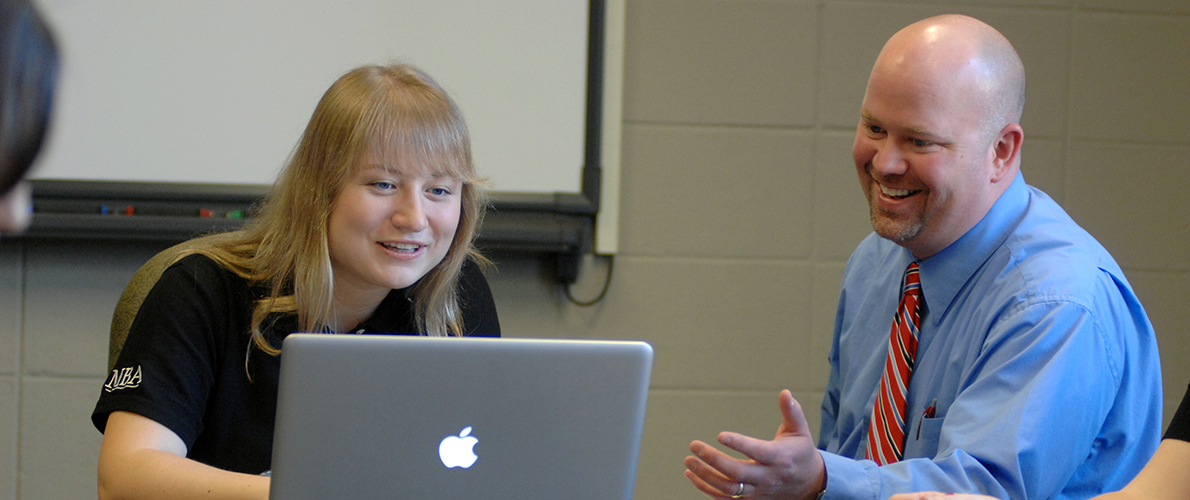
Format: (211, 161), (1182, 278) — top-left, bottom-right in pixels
(103, 365), (143, 392)
(438, 426), (479, 468)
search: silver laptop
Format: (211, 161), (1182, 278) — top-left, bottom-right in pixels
(268, 334), (653, 500)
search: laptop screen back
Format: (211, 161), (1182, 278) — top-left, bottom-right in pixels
(269, 334), (653, 500)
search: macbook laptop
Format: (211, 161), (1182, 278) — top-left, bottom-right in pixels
(268, 334), (653, 500)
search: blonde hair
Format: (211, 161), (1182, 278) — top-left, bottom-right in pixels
(188, 64), (488, 356)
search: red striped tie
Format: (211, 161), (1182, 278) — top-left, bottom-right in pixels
(867, 262), (923, 465)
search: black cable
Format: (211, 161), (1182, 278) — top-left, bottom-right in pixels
(564, 255), (614, 307)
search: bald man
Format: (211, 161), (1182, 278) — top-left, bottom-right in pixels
(684, 14), (1161, 500)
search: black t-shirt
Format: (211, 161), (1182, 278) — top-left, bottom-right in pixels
(1164, 383), (1190, 442)
(92, 254), (500, 474)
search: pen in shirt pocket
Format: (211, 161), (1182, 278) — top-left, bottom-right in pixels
(916, 398), (938, 440)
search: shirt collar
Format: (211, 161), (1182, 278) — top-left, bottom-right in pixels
(264, 288), (415, 337)
(352, 288), (415, 333)
(916, 172), (1028, 326)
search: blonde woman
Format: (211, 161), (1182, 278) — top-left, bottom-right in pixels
(93, 64), (500, 500)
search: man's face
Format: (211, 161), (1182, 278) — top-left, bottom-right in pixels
(852, 58), (998, 259)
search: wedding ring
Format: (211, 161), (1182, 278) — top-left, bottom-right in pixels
(730, 481), (746, 498)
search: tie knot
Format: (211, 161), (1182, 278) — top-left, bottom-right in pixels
(903, 262), (921, 294)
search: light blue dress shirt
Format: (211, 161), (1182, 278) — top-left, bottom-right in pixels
(818, 173), (1162, 499)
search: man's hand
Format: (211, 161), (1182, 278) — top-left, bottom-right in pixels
(684, 390), (826, 499)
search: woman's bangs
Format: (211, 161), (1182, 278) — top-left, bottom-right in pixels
(366, 111), (473, 182)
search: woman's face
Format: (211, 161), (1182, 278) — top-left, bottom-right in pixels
(326, 150), (462, 304)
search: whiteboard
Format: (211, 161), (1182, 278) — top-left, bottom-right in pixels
(30, 0), (590, 194)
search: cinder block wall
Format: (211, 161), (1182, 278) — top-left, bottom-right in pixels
(2, 1), (1188, 499)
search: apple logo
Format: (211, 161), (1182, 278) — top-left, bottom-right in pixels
(438, 426), (479, 468)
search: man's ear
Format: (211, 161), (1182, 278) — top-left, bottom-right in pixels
(989, 123), (1023, 183)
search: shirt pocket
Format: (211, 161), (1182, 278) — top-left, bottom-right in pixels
(907, 415), (946, 458)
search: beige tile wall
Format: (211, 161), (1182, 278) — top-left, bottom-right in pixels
(0, 1), (1187, 499)
(0, 243), (20, 500)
